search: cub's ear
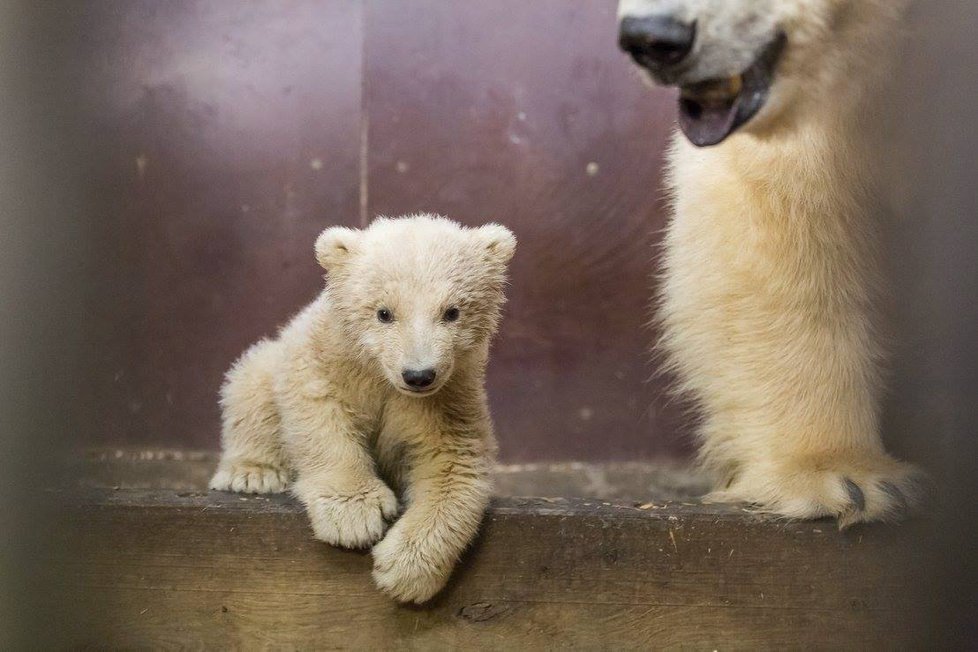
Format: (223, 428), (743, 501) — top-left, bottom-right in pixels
(315, 226), (360, 271)
(476, 223), (516, 266)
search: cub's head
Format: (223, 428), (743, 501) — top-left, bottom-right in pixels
(316, 214), (516, 397)
(617, 0), (906, 146)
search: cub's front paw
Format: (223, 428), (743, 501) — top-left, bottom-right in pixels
(709, 454), (924, 528)
(305, 481), (398, 549)
(372, 525), (451, 604)
(209, 461), (290, 494)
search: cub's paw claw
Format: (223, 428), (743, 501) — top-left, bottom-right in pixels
(306, 482), (398, 549)
(209, 462), (290, 494)
(372, 528), (450, 604)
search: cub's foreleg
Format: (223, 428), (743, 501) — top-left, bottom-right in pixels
(371, 400), (494, 604)
(281, 390), (398, 550)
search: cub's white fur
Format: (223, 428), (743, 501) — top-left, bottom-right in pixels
(620, 0), (921, 525)
(210, 215), (515, 603)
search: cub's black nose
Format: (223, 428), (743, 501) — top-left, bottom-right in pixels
(402, 368), (436, 389)
(618, 15), (696, 68)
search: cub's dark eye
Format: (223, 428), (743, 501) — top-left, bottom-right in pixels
(443, 307), (460, 322)
(377, 308), (394, 323)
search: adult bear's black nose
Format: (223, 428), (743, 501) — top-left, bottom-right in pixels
(618, 15), (696, 68)
(402, 368), (436, 389)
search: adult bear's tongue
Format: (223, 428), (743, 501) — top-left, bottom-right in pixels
(677, 76), (743, 148)
(674, 33), (787, 148)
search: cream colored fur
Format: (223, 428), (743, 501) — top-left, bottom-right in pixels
(622, 0), (921, 525)
(210, 214), (515, 603)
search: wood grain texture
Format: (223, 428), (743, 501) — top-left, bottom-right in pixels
(61, 487), (928, 649)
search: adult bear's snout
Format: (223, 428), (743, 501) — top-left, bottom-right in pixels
(618, 15), (696, 70)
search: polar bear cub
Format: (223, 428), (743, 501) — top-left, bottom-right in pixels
(210, 214), (516, 603)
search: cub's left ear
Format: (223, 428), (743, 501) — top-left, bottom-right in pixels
(477, 223), (516, 266)
(315, 226), (361, 271)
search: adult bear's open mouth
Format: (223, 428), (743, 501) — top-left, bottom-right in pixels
(677, 32), (787, 147)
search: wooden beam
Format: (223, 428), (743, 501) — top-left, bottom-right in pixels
(61, 485), (928, 649)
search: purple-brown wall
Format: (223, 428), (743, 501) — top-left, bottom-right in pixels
(78, 0), (688, 461)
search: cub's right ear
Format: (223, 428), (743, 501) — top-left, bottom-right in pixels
(315, 226), (360, 271)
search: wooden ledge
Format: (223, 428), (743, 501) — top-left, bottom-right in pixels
(59, 451), (926, 648)
(72, 448), (712, 501)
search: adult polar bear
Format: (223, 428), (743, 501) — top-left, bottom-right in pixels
(618, 0), (919, 525)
